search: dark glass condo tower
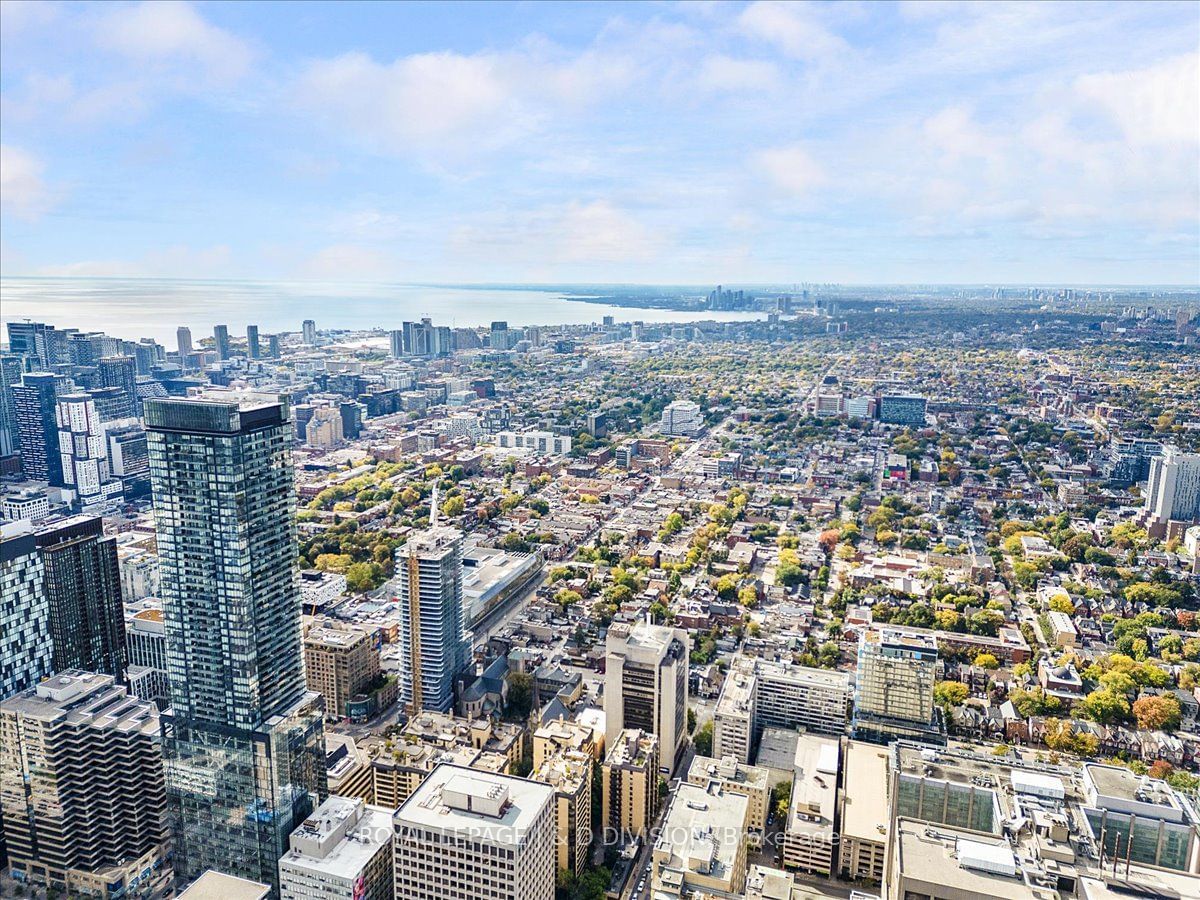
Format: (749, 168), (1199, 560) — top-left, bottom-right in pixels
(144, 395), (326, 893)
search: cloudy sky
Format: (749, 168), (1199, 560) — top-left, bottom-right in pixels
(1, 0), (1197, 284)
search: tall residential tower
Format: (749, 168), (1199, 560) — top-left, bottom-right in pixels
(145, 394), (326, 892)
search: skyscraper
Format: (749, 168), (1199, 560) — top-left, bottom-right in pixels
(389, 329), (404, 358)
(302, 319), (316, 345)
(145, 394), (326, 891)
(0, 523), (52, 697)
(1141, 446), (1200, 537)
(13, 372), (68, 486)
(395, 493), (469, 713)
(851, 627), (942, 745)
(604, 621), (689, 775)
(213, 324), (231, 361)
(177, 326), (193, 364)
(0, 671), (170, 896)
(97, 354), (138, 417)
(36, 515), (127, 679)
(57, 392), (124, 511)
(0, 352), (22, 457)
(268, 333), (282, 358)
(246, 324), (261, 359)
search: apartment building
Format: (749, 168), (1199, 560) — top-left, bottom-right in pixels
(605, 621), (689, 774)
(602, 728), (660, 840)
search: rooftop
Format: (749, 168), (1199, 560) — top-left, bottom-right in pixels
(396, 764), (553, 843)
(280, 796), (393, 881)
(176, 871), (271, 900)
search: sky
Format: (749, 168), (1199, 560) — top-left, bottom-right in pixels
(1, 0), (1197, 285)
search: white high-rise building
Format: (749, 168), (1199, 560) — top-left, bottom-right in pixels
(1141, 447), (1200, 536)
(659, 400), (703, 436)
(604, 621), (689, 775)
(302, 319), (317, 345)
(393, 764), (556, 900)
(395, 497), (469, 713)
(56, 393), (123, 512)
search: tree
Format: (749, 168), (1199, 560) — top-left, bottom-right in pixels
(555, 589), (583, 611)
(738, 585), (759, 608)
(693, 721), (713, 756)
(505, 671), (533, 720)
(440, 494), (465, 518)
(933, 681), (969, 708)
(1133, 695), (1181, 731)
(687, 707), (697, 735)
(974, 653), (1000, 670)
(1008, 687), (1063, 718)
(345, 561), (380, 593)
(1079, 688), (1130, 726)
(771, 779), (792, 819)
(1048, 595), (1074, 614)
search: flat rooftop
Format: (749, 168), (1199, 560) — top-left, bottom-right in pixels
(177, 871), (271, 900)
(840, 741), (890, 843)
(280, 797), (393, 881)
(396, 763), (553, 842)
(656, 782), (749, 883)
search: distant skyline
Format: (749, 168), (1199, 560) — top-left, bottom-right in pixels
(1, 1), (1197, 285)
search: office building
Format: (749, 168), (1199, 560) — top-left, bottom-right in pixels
(1, 523), (52, 696)
(278, 796), (394, 900)
(604, 621), (689, 774)
(178, 871), (272, 900)
(213, 324), (231, 360)
(268, 333), (282, 358)
(601, 728), (659, 840)
(36, 515), (126, 679)
(8, 320), (59, 368)
(713, 655), (850, 763)
(0, 353), (22, 457)
(852, 627), (943, 745)
(106, 419), (150, 482)
(13, 372), (68, 485)
(339, 400), (363, 440)
(126, 599), (168, 670)
(659, 399), (703, 436)
(531, 750), (592, 876)
(395, 503), (469, 713)
(885, 743), (1200, 900)
(651, 781), (749, 898)
(0, 671), (170, 897)
(304, 625), (382, 720)
(389, 330), (404, 358)
(177, 326), (194, 361)
(303, 319), (317, 345)
(780, 735), (839, 875)
(836, 741), (889, 883)
(97, 355), (138, 417)
(687, 755), (771, 842)
(393, 764), (556, 900)
(57, 392), (124, 511)
(1140, 446), (1200, 536)
(1, 485), (50, 524)
(494, 429), (573, 455)
(246, 325), (261, 359)
(877, 393), (927, 427)
(145, 394), (326, 890)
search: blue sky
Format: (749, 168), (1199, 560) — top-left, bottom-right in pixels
(1, 0), (1197, 284)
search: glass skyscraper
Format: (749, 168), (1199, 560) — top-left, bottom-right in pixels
(145, 394), (326, 893)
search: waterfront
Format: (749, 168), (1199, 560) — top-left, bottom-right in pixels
(0, 277), (764, 346)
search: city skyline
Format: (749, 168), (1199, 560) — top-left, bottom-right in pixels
(2, 1), (1197, 285)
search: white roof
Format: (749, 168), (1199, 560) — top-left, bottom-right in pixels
(956, 838), (1017, 877)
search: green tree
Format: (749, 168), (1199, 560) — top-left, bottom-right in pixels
(693, 720), (713, 756)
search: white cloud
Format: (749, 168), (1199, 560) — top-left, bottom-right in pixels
(737, 1), (848, 62)
(1075, 52), (1199, 147)
(753, 144), (826, 195)
(94, 0), (252, 84)
(34, 244), (234, 277)
(0, 145), (54, 219)
(695, 55), (779, 92)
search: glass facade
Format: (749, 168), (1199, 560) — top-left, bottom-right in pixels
(1084, 808), (1194, 872)
(145, 396), (326, 893)
(895, 776), (997, 834)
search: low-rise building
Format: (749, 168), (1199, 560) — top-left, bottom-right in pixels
(279, 795), (395, 900)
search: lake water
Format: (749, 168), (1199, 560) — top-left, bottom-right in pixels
(0, 277), (764, 347)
